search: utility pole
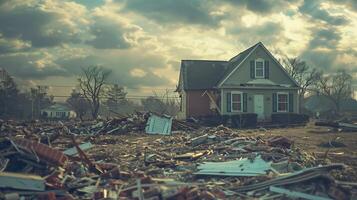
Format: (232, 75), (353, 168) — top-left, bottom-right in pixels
(31, 88), (37, 120)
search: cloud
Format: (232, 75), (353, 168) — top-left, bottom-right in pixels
(300, 49), (337, 71)
(328, 0), (357, 11)
(299, 0), (349, 25)
(227, 21), (284, 46)
(85, 2), (151, 49)
(308, 28), (341, 50)
(0, 37), (31, 53)
(0, 0), (89, 48)
(87, 17), (133, 49)
(57, 48), (171, 88)
(0, 0), (356, 96)
(122, 0), (222, 26)
(300, 26), (345, 72)
(223, 0), (293, 14)
(0, 51), (68, 79)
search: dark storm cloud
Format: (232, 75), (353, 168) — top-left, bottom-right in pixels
(0, 53), (68, 79)
(309, 28), (341, 49)
(301, 26), (342, 71)
(300, 50), (337, 71)
(0, 38), (31, 54)
(299, 0), (349, 25)
(223, 0), (292, 14)
(86, 16), (132, 49)
(0, 1), (83, 48)
(122, 0), (221, 26)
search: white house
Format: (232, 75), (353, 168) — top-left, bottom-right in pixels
(41, 104), (76, 119)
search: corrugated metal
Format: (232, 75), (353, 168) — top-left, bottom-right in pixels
(0, 172), (45, 191)
(195, 156), (271, 176)
(145, 114), (172, 135)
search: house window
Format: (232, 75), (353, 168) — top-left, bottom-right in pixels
(55, 111), (66, 117)
(277, 93), (288, 112)
(255, 59), (264, 78)
(231, 92), (242, 112)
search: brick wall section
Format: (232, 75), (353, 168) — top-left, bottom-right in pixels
(186, 90), (216, 117)
(15, 139), (68, 167)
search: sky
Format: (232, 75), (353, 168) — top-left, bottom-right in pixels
(0, 0), (356, 100)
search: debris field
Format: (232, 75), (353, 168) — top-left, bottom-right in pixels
(0, 114), (357, 199)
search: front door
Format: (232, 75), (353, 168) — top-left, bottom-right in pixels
(254, 95), (264, 120)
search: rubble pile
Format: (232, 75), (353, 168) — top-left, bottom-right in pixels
(0, 112), (198, 137)
(0, 119), (356, 199)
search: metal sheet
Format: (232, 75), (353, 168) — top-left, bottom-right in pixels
(195, 156), (271, 176)
(269, 186), (332, 200)
(145, 114), (172, 135)
(0, 172), (45, 191)
(63, 142), (93, 156)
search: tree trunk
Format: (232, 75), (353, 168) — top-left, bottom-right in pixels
(91, 101), (100, 119)
(299, 93), (304, 113)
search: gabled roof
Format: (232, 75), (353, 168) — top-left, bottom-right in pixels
(178, 42), (299, 91)
(217, 42), (299, 87)
(179, 60), (228, 90)
(220, 42), (261, 84)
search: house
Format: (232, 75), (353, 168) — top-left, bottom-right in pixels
(176, 42), (300, 121)
(40, 103), (76, 119)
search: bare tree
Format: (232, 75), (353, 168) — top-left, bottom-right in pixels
(78, 66), (110, 119)
(283, 57), (321, 112)
(316, 70), (353, 114)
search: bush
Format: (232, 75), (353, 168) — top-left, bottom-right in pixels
(271, 113), (309, 125)
(222, 113), (257, 128)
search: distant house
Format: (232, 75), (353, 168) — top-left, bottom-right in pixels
(41, 104), (76, 119)
(304, 95), (357, 117)
(176, 42), (300, 121)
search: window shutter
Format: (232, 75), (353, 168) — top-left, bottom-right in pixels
(289, 93), (294, 112)
(264, 60), (269, 79)
(227, 92), (231, 112)
(243, 93), (247, 112)
(272, 93), (277, 112)
(250, 61), (255, 79)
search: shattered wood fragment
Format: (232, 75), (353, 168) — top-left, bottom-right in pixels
(100, 166), (131, 180)
(69, 136), (103, 174)
(190, 134), (209, 146)
(15, 138), (68, 167)
(268, 136), (293, 148)
(0, 118), (354, 199)
(174, 150), (211, 160)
